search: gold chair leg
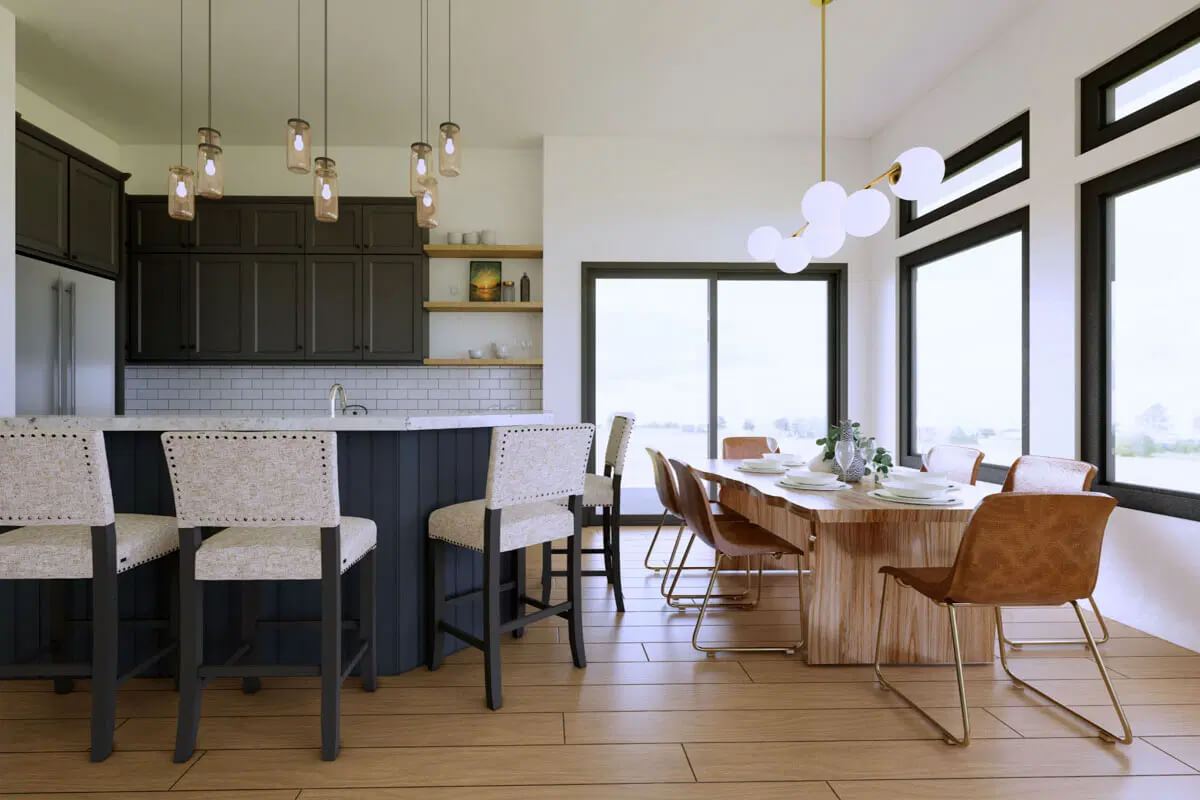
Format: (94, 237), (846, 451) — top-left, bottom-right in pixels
(650, 518), (713, 577)
(663, 532), (758, 610)
(872, 575), (971, 745)
(995, 604), (1133, 744)
(642, 510), (670, 572)
(692, 554), (797, 656)
(998, 594), (1111, 648)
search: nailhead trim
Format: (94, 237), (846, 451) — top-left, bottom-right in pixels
(0, 431), (113, 525)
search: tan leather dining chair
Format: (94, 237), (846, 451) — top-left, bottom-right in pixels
(998, 455), (1108, 647)
(670, 458), (805, 655)
(873, 491), (1131, 747)
(721, 436), (779, 459)
(922, 444), (985, 485)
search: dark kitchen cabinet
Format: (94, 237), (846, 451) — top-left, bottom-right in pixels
(15, 130), (69, 259)
(363, 204), (420, 253)
(68, 159), (121, 276)
(247, 204), (305, 252)
(247, 256), (305, 359)
(191, 256), (246, 358)
(363, 256), (427, 361)
(130, 254), (190, 359)
(130, 199), (190, 251)
(307, 256), (362, 360)
(306, 204), (362, 252)
(191, 201), (244, 251)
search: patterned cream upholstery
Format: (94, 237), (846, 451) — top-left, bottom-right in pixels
(162, 432), (339, 528)
(604, 413), (636, 475)
(582, 473), (615, 507)
(194, 517), (377, 581)
(0, 430), (114, 526)
(429, 500), (573, 553)
(0, 514), (178, 579)
(483, 424), (594, 510)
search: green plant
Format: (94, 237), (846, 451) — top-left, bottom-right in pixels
(814, 421), (893, 478)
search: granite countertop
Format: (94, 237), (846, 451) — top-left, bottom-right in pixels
(0, 411), (553, 432)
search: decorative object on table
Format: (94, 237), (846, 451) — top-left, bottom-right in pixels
(817, 419), (865, 482)
(446, 231), (462, 244)
(480, 229), (497, 245)
(463, 231), (479, 244)
(492, 342), (511, 359)
(520, 272), (531, 301)
(501, 280), (515, 302)
(467, 348), (484, 359)
(745, 0), (945, 273)
(469, 261), (501, 301)
(815, 420), (892, 482)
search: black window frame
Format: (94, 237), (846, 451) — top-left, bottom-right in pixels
(1081, 133), (1200, 520)
(581, 261), (847, 525)
(1080, 6), (1200, 154)
(898, 207), (1030, 485)
(898, 111), (1030, 237)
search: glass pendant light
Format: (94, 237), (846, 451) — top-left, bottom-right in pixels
(416, 177), (439, 229)
(313, 0), (339, 222)
(438, 0), (461, 177)
(167, 0), (194, 221)
(286, 1), (311, 174)
(195, 1), (223, 199)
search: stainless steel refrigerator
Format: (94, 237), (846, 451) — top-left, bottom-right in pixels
(15, 254), (116, 415)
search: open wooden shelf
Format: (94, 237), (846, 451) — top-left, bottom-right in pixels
(423, 357), (542, 367)
(424, 301), (542, 313)
(424, 244), (543, 259)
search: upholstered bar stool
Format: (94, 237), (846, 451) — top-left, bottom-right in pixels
(873, 491), (1132, 746)
(998, 454), (1110, 647)
(0, 430), (178, 761)
(162, 431), (377, 762)
(922, 444), (985, 485)
(541, 414), (635, 611)
(428, 423), (593, 709)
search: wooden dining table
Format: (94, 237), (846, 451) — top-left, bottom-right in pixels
(693, 460), (999, 665)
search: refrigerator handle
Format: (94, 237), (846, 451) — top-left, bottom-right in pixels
(52, 279), (62, 414)
(67, 282), (77, 415)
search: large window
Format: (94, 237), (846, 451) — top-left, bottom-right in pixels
(1082, 135), (1200, 520)
(898, 208), (1029, 484)
(898, 111), (1029, 236)
(1081, 7), (1200, 153)
(585, 264), (846, 519)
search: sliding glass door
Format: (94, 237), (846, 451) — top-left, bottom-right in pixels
(585, 264), (845, 519)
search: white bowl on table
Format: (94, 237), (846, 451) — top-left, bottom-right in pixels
(784, 469), (838, 486)
(880, 478), (947, 500)
(741, 457), (784, 472)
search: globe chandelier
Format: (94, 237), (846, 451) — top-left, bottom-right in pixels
(748, 0), (947, 273)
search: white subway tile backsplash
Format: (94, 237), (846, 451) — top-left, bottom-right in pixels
(124, 365), (543, 416)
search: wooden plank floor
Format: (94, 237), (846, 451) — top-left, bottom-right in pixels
(2, 526), (1199, 798)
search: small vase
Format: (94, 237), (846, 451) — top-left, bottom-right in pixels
(835, 454), (866, 483)
(807, 453), (833, 473)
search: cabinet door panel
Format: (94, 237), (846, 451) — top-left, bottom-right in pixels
(131, 254), (190, 360)
(68, 159), (121, 276)
(130, 199), (190, 251)
(248, 204), (305, 251)
(306, 204), (361, 252)
(248, 256), (305, 360)
(307, 257), (362, 360)
(15, 131), (69, 258)
(363, 256), (425, 362)
(362, 203), (420, 253)
(191, 201), (244, 251)
(192, 256), (245, 358)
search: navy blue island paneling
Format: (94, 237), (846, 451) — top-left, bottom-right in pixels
(0, 426), (519, 676)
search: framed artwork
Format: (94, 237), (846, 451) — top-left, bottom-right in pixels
(469, 260), (502, 301)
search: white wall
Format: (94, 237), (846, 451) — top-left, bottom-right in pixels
(866, 0), (1200, 651)
(542, 135), (875, 424)
(16, 84), (120, 167)
(0, 8), (15, 416)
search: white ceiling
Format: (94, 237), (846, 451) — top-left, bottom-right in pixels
(5, 0), (1036, 148)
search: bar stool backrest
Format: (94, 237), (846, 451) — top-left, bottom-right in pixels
(946, 491), (1117, 606)
(646, 448), (680, 516)
(485, 424), (594, 510)
(1002, 454), (1097, 493)
(162, 431), (339, 528)
(668, 458), (724, 552)
(603, 413), (636, 476)
(0, 430), (114, 526)
(721, 436), (779, 459)
(923, 444), (985, 485)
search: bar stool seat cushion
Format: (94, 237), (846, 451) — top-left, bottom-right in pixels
(0, 513), (178, 580)
(583, 473), (615, 507)
(194, 517), (377, 581)
(429, 499), (573, 553)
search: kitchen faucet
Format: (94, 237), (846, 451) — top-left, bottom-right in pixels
(328, 383), (347, 418)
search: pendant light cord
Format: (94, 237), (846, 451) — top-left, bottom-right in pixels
(207, 0), (212, 128)
(323, 0), (328, 158)
(447, 0), (452, 121)
(820, 0), (826, 182)
(425, 0), (431, 142)
(178, 0), (183, 164)
(296, 0), (301, 117)
(418, 0), (424, 141)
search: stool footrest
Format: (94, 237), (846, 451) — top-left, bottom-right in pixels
(0, 661), (89, 679)
(117, 642), (177, 688)
(502, 601), (571, 633)
(199, 663), (321, 679)
(439, 621), (485, 651)
(340, 640), (369, 683)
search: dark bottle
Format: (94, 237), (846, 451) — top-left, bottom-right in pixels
(520, 272), (531, 302)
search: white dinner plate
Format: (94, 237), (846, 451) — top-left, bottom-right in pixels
(777, 479), (848, 491)
(868, 489), (962, 506)
(735, 465), (786, 475)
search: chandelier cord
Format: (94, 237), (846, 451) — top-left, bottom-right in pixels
(207, 0), (212, 128)
(296, 0), (301, 117)
(820, 0), (826, 182)
(178, 0), (183, 164)
(323, 0), (328, 158)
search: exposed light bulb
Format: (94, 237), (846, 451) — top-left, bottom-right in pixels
(175, 181), (188, 198)
(422, 190), (433, 207)
(445, 138), (455, 155)
(321, 182), (332, 200)
(293, 134), (305, 152)
(204, 159), (216, 176)
(417, 158), (427, 176)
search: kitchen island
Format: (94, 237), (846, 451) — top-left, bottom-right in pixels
(0, 412), (552, 675)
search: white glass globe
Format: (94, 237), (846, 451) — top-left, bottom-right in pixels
(174, 181), (188, 198)
(843, 188), (891, 237)
(445, 138), (456, 154)
(293, 134), (305, 152)
(747, 225), (783, 261)
(802, 221), (846, 258)
(891, 146), (945, 201)
(774, 236), (811, 274)
(417, 157), (428, 176)
(321, 182), (332, 200)
(801, 180), (847, 226)
(423, 189), (433, 208)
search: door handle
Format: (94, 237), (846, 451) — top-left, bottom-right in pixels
(67, 283), (77, 414)
(52, 280), (61, 414)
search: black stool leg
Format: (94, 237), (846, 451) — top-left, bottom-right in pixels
(240, 582), (261, 694)
(566, 498), (587, 668)
(174, 528), (204, 763)
(540, 540), (552, 605)
(427, 539), (446, 671)
(512, 547), (526, 638)
(89, 524), (118, 762)
(168, 552), (180, 691)
(608, 503), (625, 613)
(46, 580), (73, 694)
(483, 510), (503, 710)
(360, 549), (378, 691)
(602, 509), (613, 584)
(320, 526), (342, 761)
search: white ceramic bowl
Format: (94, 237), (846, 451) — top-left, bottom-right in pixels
(881, 479), (945, 499)
(743, 458), (782, 470)
(785, 469), (837, 485)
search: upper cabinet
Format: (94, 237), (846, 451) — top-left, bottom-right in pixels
(306, 203), (362, 252)
(362, 204), (419, 253)
(15, 117), (125, 278)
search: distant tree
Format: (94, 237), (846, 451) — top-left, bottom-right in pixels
(1137, 403), (1170, 433)
(743, 418), (755, 432)
(978, 427), (996, 438)
(774, 417), (790, 433)
(948, 426), (978, 445)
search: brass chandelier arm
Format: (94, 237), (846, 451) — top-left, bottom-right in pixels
(786, 163), (901, 238)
